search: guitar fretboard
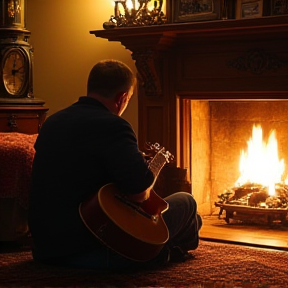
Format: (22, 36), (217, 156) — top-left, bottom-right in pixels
(148, 148), (169, 187)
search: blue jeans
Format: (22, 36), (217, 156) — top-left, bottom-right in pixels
(59, 192), (201, 269)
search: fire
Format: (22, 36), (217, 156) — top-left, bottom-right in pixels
(235, 125), (285, 195)
(126, 0), (134, 10)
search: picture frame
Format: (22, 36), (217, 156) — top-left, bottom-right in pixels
(172, 0), (221, 23)
(271, 0), (288, 15)
(236, 0), (264, 19)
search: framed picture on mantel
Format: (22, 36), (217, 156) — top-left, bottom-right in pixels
(172, 0), (221, 23)
(271, 0), (288, 15)
(236, 0), (264, 19)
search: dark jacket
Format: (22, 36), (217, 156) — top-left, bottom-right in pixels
(28, 96), (154, 261)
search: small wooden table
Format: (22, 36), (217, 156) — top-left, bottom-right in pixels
(0, 98), (48, 134)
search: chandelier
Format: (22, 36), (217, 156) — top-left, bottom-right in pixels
(103, 0), (167, 29)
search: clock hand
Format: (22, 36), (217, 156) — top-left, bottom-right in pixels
(12, 69), (18, 76)
(11, 66), (23, 75)
(12, 54), (17, 69)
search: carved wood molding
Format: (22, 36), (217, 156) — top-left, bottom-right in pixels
(91, 16), (288, 95)
(132, 49), (163, 97)
(227, 49), (287, 75)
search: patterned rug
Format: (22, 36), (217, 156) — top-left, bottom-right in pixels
(0, 240), (288, 288)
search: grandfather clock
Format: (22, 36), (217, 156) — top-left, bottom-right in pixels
(0, 0), (48, 134)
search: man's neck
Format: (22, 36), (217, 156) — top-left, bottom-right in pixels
(87, 93), (118, 115)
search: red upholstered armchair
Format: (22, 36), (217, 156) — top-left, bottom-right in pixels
(0, 132), (37, 241)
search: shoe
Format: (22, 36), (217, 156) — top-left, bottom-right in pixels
(169, 246), (195, 263)
(143, 246), (170, 267)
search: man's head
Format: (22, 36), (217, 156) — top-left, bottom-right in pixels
(87, 59), (136, 116)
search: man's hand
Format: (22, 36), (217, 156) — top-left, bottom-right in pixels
(127, 188), (151, 204)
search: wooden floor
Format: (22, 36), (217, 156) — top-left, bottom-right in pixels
(200, 214), (288, 251)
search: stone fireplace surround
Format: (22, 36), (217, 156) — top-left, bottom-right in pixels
(91, 15), (288, 217)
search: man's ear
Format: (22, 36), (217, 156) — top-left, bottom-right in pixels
(115, 91), (127, 107)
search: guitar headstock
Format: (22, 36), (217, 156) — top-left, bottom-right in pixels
(144, 142), (174, 163)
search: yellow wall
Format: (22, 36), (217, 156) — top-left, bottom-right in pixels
(26, 0), (138, 134)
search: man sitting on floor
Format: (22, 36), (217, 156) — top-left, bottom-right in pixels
(28, 59), (202, 269)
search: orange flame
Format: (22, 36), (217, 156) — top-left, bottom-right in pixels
(235, 125), (285, 195)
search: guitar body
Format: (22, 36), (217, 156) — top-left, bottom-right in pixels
(79, 183), (169, 262)
(79, 143), (173, 262)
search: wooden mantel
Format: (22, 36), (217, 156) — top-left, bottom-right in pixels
(91, 16), (288, 95)
(91, 15), (288, 47)
(90, 15), (288, 158)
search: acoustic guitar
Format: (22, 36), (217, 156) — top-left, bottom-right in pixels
(79, 143), (173, 262)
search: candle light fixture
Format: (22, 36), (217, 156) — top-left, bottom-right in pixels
(103, 0), (167, 29)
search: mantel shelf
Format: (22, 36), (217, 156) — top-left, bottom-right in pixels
(91, 15), (288, 50)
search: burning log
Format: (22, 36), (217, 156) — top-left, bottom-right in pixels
(217, 183), (288, 209)
(215, 183), (288, 225)
(266, 196), (282, 208)
(248, 191), (269, 207)
(233, 183), (262, 199)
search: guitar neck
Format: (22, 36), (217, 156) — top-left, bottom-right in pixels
(148, 149), (168, 187)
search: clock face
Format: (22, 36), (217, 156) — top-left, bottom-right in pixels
(2, 48), (28, 96)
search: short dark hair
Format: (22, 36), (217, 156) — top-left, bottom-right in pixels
(87, 59), (135, 98)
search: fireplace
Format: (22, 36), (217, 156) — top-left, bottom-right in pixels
(183, 99), (288, 221)
(91, 15), (288, 245)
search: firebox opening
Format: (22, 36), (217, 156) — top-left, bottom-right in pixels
(178, 99), (288, 219)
